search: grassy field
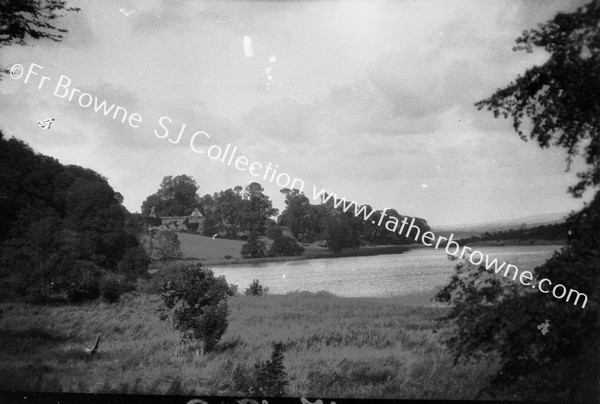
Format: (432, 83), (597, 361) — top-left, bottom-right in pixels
(0, 288), (499, 399)
(174, 232), (413, 266)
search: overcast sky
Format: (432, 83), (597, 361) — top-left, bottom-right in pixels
(0, 0), (594, 227)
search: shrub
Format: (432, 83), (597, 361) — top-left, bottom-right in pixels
(157, 262), (230, 354)
(245, 279), (269, 296)
(100, 273), (135, 303)
(268, 236), (304, 257)
(240, 232), (267, 259)
(117, 246), (151, 280)
(254, 342), (288, 396)
(47, 258), (102, 303)
(227, 283), (239, 296)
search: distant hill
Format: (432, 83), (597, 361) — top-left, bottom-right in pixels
(455, 221), (568, 246)
(431, 212), (571, 239)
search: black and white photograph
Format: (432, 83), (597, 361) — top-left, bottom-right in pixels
(0, 0), (599, 402)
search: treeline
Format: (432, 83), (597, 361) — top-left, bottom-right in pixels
(0, 131), (148, 302)
(458, 222), (568, 245)
(278, 188), (430, 251)
(141, 177), (430, 252)
(142, 177), (279, 238)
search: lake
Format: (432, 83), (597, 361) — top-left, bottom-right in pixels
(212, 245), (562, 304)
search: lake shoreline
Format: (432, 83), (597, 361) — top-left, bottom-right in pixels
(200, 244), (418, 266)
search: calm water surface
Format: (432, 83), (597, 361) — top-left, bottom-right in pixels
(212, 245), (562, 300)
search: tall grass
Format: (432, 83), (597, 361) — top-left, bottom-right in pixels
(0, 291), (499, 398)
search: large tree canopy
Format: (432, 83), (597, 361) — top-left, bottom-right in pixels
(476, 0), (600, 197)
(0, 131), (143, 301)
(141, 175), (200, 217)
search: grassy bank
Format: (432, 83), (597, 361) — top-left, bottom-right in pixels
(0, 291), (498, 399)
(175, 232), (414, 267)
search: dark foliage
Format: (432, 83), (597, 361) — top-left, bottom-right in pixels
(265, 225), (284, 240)
(201, 216), (219, 237)
(278, 188), (430, 250)
(459, 222), (568, 244)
(0, 132), (139, 302)
(117, 246), (151, 281)
(99, 273), (135, 303)
(253, 342), (289, 396)
(227, 283), (239, 296)
(157, 262), (230, 353)
(475, 1), (600, 197)
(268, 235), (304, 257)
(245, 279), (269, 296)
(198, 183), (278, 239)
(240, 232), (267, 259)
(141, 175), (200, 217)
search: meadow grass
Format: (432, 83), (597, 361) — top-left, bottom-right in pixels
(0, 290), (499, 399)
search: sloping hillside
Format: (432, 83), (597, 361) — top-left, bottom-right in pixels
(175, 232), (246, 260)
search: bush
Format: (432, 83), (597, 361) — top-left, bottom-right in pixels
(16, 250), (137, 303)
(240, 232), (267, 259)
(117, 246), (151, 280)
(157, 262), (230, 354)
(265, 226), (283, 240)
(100, 273), (135, 303)
(227, 283), (239, 296)
(268, 236), (304, 257)
(245, 279), (269, 296)
(46, 257), (102, 303)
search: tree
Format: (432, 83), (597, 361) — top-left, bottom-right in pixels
(475, 1), (600, 197)
(438, 2), (600, 401)
(157, 263), (230, 355)
(279, 188), (311, 239)
(242, 182), (278, 234)
(141, 175), (200, 217)
(268, 235), (304, 257)
(254, 342), (288, 396)
(240, 232), (267, 259)
(210, 187), (245, 237)
(0, 0), (80, 48)
(0, 132), (139, 302)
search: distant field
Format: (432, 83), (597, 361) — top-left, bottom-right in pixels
(0, 290), (498, 399)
